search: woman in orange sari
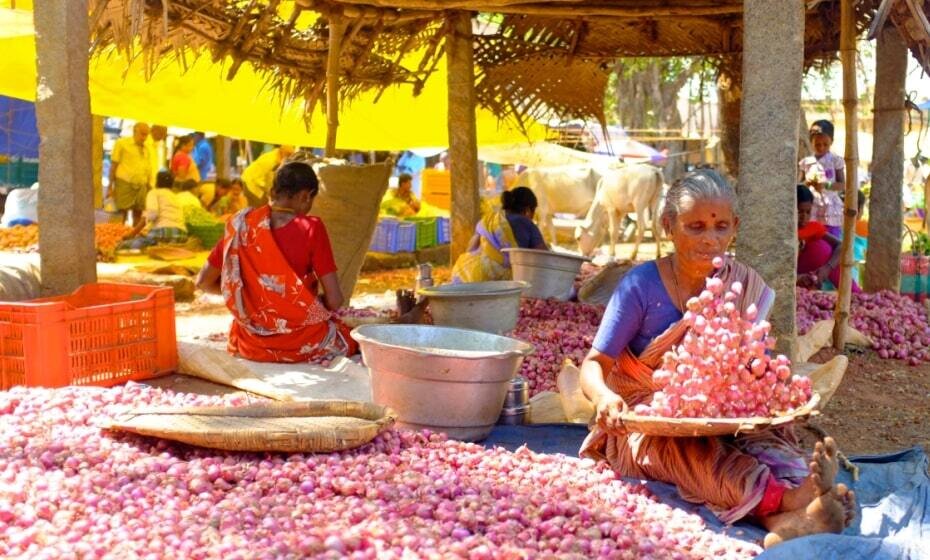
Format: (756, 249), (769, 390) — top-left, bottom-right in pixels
(580, 169), (855, 548)
(196, 161), (357, 362)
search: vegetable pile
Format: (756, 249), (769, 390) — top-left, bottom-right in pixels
(94, 224), (134, 261)
(185, 205), (222, 227)
(797, 288), (930, 365)
(0, 225), (38, 250)
(512, 299), (604, 395)
(0, 383), (761, 559)
(635, 265), (812, 418)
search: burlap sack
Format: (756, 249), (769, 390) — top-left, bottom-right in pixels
(0, 262), (41, 301)
(316, 163), (392, 298)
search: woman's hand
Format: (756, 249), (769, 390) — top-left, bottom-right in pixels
(594, 392), (628, 432)
(814, 265), (831, 285)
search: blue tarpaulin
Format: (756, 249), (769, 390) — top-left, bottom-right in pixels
(484, 424), (930, 559)
(0, 95), (38, 159)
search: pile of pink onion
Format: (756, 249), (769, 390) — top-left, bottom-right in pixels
(0, 384), (762, 559)
(797, 288), (930, 365)
(635, 270), (812, 418)
(511, 299), (605, 395)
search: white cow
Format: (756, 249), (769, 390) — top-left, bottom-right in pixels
(575, 164), (664, 261)
(514, 165), (602, 244)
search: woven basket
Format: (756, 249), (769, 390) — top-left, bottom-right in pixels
(104, 400), (397, 453)
(578, 260), (635, 306)
(618, 393), (821, 438)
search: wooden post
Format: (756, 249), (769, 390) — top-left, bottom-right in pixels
(446, 11), (480, 263)
(215, 135), (233, 180)
(34, 0), (97, 295)
(325, 17), (347, 157)
(717, 66), (742, 180)
(91, 115), (104, 209)
(737, 0), (805, 360)
(832, 0), (860, 349)
(865, 25), (908, 292)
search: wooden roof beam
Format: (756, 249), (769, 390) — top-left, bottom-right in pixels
(331, 0), (743, 18)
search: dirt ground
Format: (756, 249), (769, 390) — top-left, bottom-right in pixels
(805, 347), (930, 456)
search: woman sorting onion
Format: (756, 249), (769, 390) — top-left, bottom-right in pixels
(196, 161), (357, 363)
(451, 187), (548, 283)
(579, 169), (856, 547)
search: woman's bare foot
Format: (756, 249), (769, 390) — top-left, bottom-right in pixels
(810, 437), (840, 495)
(836, 483), (857, 526)
(762, 489), (846, 548)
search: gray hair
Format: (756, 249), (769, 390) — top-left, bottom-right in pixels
(660, 168), (737, 226)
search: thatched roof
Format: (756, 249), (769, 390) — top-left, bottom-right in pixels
(89, 0), (890, 130)
(868, 0), (930, 73)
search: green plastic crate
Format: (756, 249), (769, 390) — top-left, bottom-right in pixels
(405, 217), (437, 250)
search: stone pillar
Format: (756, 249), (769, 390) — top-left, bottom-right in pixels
(34, 0), (97, 295)
(446, 11), (480, 264)
(865, 26), (907, 292)
(736, 0), (805, 360)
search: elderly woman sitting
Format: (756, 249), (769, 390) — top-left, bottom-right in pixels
(580, 169), (856, 548)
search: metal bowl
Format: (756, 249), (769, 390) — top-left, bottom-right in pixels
(502, 248), (590, 301)
(419, 281), (528, 334)
(352, 324), (534, 442)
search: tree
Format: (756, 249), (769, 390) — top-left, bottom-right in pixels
(607, 57), (705, 183)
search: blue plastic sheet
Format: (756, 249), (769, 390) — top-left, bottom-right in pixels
(483, 424), (930, 558)
(0, 95), (38, 159)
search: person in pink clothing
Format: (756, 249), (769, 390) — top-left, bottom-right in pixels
(797, 184), (860, 293)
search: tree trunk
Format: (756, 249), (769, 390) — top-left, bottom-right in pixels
(717, 65), (742, 181)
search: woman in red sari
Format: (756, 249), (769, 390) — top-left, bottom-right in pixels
(580, 169), (855, 548)
(196, 161), (357, 362)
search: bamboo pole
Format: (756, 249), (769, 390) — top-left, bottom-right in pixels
(832, 0), (860, 350)
(325, 17), (348, 157)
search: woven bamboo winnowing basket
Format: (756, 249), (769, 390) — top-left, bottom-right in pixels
(617, 393), (821, 438)
(578, 261), (635, 306)
(104, 400), (396, 453)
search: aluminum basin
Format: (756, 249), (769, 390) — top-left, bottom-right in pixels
(352, 324), (534, 442)
(419, 281), (528, 334)
(503, 248), (590, 301)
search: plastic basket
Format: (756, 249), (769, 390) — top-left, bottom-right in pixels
(437, 217), (451, 245)
(188, 223), (225, 250)
(0, 283), (177, 390)
(370, 219), (400, 253)
(396, 222), (416, 253)
(405, 217), (438, 250)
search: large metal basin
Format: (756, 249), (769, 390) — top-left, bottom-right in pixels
(503, 248), (590, 301)
(419, 281), (528, 334)
(352, 324), (534, 442)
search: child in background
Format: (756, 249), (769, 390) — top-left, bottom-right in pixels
(797, 184), (860, 293)
(799, 120), (845, 238)
(207, 178), (231, 213)
(214, 178), (248, 216)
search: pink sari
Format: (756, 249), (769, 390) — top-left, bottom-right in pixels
(580, 258), (808, 523)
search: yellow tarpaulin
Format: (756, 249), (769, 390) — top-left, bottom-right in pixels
(0, 5), (543, 149)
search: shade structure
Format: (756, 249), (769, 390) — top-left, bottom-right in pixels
(0, 5), (543, 150)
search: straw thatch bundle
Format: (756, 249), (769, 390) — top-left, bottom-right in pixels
(89, 0), (885, 129)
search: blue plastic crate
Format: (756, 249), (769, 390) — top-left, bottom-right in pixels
(370, 219), (400, 253)
(396, 222), (416, 253)
(437, 217), (451, 245)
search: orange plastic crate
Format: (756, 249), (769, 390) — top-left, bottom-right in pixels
(0, 283), (178, 390)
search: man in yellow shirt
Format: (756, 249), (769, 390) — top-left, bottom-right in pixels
(241, 144), (294, 207)
(380, 173), (421, 217)
(110, 122), (152, 224)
